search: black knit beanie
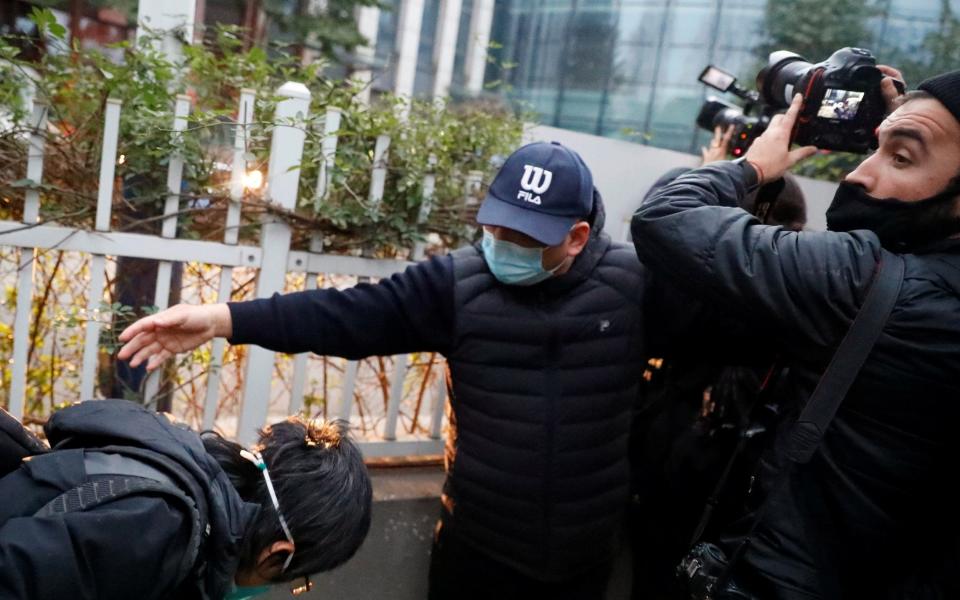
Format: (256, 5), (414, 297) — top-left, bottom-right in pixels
(918, 70), (960, 126)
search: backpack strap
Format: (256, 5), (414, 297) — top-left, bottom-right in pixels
(34, 451), (205, 592)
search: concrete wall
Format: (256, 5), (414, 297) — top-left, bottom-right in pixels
(266, 465), (633, 599)
(526, 125), (840, 236)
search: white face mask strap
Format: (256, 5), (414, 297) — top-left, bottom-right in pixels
(240, 449), (296, 572)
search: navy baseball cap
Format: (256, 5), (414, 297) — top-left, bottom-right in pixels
(477, 141), (594, 246)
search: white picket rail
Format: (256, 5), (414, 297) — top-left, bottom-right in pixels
(0, 81), (447, 457)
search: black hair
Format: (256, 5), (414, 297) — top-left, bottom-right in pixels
(734, 172), (808, 231)
(894, 89), (935, 108)
(586, 187), (606, 235)
(201, 418), (372, 581)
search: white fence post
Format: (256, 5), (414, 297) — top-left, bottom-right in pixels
(314, 106), (342, 210)
(144, 94), (191, 405)
(338, 360), (359, 421)
(203, 88), (256, 430)
(288, 108), (342, 417)
(430, 370), (447, 439)
(8, 102), (48, 418)
(412, 153), (437, 261)
(383, 154), (439, 440)
(368, 134), (390, 208)
(79, 98), (121, 402)
(335, 132), (390, 425)
(237, 81), (311, 445)
(289, 234), (324, 417)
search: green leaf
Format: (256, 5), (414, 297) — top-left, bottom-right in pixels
(48, 22), (67, 40)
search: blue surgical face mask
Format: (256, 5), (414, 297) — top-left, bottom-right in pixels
(481, 229), (563, 286)
(225, 584), (272, 600)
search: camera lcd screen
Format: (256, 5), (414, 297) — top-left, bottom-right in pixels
(817, 88), (865, 121)
(699, 66), (736, 92)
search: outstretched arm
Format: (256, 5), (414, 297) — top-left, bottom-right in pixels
(119, 255), (455, 370)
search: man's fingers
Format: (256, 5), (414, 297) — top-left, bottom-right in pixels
(877, 64), (905, 82)
(146, 351), (172, 373)
(782, 93), (804, 129)
(117, 331), (154, 361)
(788, 145), (818, 164)
(721, 125), (735, 145)
(881, 78), (902, 111)
(118, 318), (155, 343)
(129, 341), (162, 369)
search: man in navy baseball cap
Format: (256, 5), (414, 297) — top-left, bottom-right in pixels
(118, 138), (647, 600)
(476, 141), (600, 286)
(478, 141), (595, 246)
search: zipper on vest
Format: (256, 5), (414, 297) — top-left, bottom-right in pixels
(542, 322), (561, 569)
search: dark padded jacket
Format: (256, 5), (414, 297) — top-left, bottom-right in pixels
(0, 400), (259, 599)
(229, 232), (646, 581)
(632, 161), (960, 599)
(444, 237), (645, 579)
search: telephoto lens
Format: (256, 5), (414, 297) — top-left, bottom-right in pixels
(756, 51), (814, 108)
(755, 47), (892, 152)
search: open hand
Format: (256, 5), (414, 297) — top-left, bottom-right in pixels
(117, 303), (232, 372)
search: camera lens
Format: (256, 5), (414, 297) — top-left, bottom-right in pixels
(757, 50), (813, 108)
(696, 97), (741, 131)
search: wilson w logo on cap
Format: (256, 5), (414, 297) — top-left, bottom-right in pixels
(520, 165), (553, 194)
(477, 141), (595, 247)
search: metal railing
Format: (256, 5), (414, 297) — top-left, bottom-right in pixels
(1, 81), (446, 456)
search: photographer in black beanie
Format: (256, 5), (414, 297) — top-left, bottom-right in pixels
(633, 69), (960, 598)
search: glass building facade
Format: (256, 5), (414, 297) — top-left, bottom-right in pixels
(484, 0), (957, 153)
(363, 0), (956, 153)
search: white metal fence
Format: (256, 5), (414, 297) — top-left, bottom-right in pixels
(1, 81), (447, 456)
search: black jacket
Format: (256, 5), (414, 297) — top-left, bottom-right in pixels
(229, 232), (647, 580)
(633, 161), (960, 599)
(0, 400), (259, 599)
(443, 238), (644, 579)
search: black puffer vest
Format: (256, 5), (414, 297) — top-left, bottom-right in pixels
(444, 233), (646, 580)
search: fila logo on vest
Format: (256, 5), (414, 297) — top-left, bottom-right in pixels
(517, 165), (553, 205)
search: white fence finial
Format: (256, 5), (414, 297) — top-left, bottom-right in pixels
(237, 81), (312, 445)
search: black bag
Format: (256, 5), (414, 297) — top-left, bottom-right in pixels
(0, 407), (48, 477)
(678, 254), (906, 599)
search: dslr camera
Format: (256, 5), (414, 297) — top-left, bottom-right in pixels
(698, 47), (901, 154)
(677, 542), (758, 600)
(696, 67), (770, 158)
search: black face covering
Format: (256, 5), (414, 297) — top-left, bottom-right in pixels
(825, 180), (960, 252)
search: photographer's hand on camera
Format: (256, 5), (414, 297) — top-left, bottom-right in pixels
(701, 125), (735, 164)
(743, 94), (817, 185)
(878, 65), (906, 113)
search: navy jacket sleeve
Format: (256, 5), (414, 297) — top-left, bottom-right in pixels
(632, 161), (883, 357)
(228, 254), (455, 358)
(0, 496), (191, 600)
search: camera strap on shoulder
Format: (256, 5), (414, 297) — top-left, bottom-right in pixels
(719, 253), (905, 585)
